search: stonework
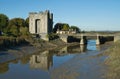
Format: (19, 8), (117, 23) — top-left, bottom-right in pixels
(29, 10), (53, 40)
(30, 51), (53, 71)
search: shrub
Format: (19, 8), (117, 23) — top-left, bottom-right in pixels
(46, 33), (59, 40)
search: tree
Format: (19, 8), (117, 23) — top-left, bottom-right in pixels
(7, 18), (27, 36)
(20, 27), (29, 36)
(70, 26), (80, 32)
(8, 18), (25, 28)
(25, 17), (29, 27)
(9, 25), (19, 36)
(53, 23), (64, 33)
(53, 23), (70, 33)
(0, 14), (9, 32)
(62, 24), (69, 31)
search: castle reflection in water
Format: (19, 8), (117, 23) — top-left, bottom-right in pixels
(29, 45), (91, 71)
(30, 51), (53, 71)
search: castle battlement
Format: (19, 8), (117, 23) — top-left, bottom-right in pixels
(29, 10), (51, 15)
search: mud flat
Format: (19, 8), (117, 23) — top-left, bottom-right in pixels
(0, 39), (79, 63)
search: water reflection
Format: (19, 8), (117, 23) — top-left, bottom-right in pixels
(80, 45), (87, 52)
(0, 45), (86, 74)
(0, 40), (108, 79)
(55, 45), (87, 56)
(0, 63), (9, 74)
(0, 59), (19, 74)
(87, 40), (101, 51)
(96, 45), (101, 51)
(30, 51), (53, 71)
(29, 44), (88, 71)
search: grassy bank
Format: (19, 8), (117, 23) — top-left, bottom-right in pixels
(104, 41), (120, 79)
(0, 35), (69, 52)
(0, 36), (29, 50)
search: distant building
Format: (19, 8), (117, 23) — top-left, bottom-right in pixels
(29, 10), (53, 40)
(56, 29), (77, 34)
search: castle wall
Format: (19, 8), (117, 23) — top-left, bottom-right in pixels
(29, 10), (53, 35)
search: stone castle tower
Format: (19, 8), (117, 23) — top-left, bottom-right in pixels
(29, 10), (53, 40)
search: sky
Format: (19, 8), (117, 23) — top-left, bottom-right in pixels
(0, 0), (120, 31)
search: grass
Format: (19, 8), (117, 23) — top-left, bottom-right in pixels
(104, 41), (120, 79)
(0, 36), (29, 50)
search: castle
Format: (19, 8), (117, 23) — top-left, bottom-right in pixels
(29, 10), (53, 40)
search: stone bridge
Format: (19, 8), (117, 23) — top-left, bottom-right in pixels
(59, 33), (120, 45)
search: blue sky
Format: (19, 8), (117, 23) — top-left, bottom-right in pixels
(0, 0), (120, 31)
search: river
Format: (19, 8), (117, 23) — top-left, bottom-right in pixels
(0, 40), (111, 79)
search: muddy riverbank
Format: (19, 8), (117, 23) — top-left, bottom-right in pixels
(0, 38), (79, 63)
(103, 41), (120, 79)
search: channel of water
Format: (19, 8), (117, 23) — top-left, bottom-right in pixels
(0, 40), (111, 79)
